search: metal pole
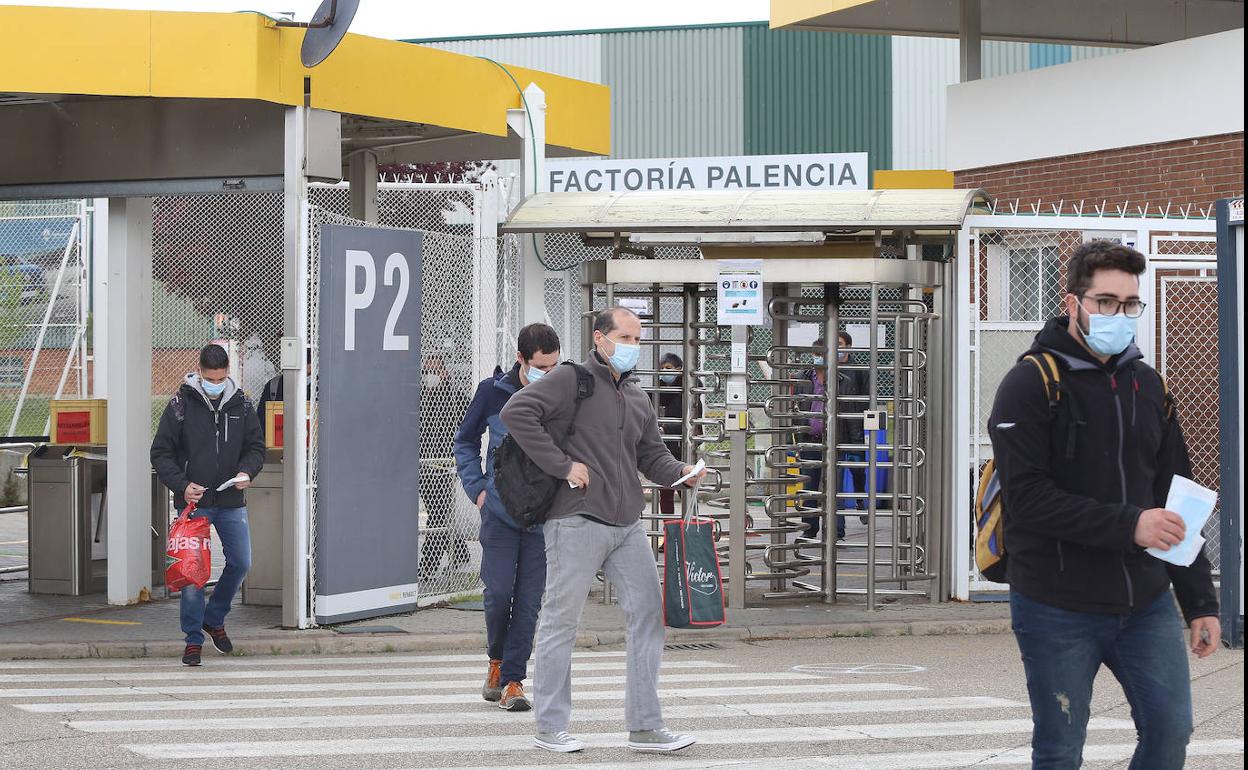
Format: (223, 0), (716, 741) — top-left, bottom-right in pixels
(727, 322), (749, 611)
(823, 282), (839, 603)
(866, 283), (880, 610)
(959, 0), (982, 82)
(282, 103), (311, 628)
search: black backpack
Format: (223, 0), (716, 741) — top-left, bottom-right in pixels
(493, 362), (595, 530)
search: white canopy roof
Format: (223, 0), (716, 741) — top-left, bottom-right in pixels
(503, 188), (991, 235)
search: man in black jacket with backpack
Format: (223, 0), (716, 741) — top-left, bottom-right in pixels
(151, 344), (266, 666)
(989, 241), (1219, 769)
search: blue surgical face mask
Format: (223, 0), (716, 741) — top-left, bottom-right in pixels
(601, 336), (640, 373)
(812, 356), (825, 366)
(659, 372), (678, 385)
(201, 379), (227, 397)
(1080, 310), (1137, 357)
(525, 365), (547, 384)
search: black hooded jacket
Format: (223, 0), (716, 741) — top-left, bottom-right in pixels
(988, 317), (1218, 623)
(151, 375), (266, 511)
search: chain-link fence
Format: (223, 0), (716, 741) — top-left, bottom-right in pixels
(963, 216), (1221, 591)
(146, 182), (513, 615)
(1152, 232), (1222, 572)
(0, 200), (88, 442)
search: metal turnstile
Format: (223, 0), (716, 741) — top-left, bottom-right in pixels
(26, 449), (168, 596)
(584, 256), (948, 610)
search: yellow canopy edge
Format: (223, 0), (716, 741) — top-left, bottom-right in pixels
(770, 0), (870, 30)
(0, 5), (610, 155)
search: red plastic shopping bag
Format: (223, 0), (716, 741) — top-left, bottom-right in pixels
(166, 504), (212, 591)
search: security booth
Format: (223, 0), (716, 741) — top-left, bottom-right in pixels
(0, 5), (610, 625)
(505, 188), (990, 610)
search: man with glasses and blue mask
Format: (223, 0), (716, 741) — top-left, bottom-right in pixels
(151, 344), (265, 666)
(502, 306), (706, 755)
(454, 323), (561, 713)
(989, 240), (1219, 768)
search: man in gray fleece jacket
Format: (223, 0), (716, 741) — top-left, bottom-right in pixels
(501, 306), (704, 755)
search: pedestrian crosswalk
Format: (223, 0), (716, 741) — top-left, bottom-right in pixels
(0, 647), (1241, 768)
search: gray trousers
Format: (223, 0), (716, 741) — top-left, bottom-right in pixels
(533, 515), (666, 733)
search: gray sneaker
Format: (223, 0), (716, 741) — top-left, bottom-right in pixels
(628, 728), (695, 753)
(534, 731), (586, 753)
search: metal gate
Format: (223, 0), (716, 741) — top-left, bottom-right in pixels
(584, 258), (944, 608)
(955, 213), (1220, 598)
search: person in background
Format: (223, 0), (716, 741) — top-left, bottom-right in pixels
(419, 354), (471, 580)
(834, 331), (869, 524)
(255, 350), (312, 439)
(797, 333), (867, 543)
(656, 352), (685, 518)
(454, 323), (562, 713)
(151, 344), (265, 666)
(989, 240), (1218, 767)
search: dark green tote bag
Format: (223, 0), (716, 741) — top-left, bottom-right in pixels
(663, 508), (726, 628)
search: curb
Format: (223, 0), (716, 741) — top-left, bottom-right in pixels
(0, 619), (1010, 661)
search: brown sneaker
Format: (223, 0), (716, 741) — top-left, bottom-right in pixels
(498, 681), (531, 711)
(482, 659), (503, 702)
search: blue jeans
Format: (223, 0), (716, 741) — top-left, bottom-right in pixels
(179, 507), (251, 646)
(479, 511), (546, 685)
(1010, 590), (1193, 769)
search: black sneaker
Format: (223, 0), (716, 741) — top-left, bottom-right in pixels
(182, 644), (202, 666)
(202, 623), (233, 654)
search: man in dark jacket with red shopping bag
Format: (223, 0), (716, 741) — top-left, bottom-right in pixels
(151, 344), (265, 666)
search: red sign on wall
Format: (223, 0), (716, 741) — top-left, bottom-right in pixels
(56, 411), (93, 443)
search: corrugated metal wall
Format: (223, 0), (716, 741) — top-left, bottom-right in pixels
(418, 34), (602, 83)
(412, 27), (1125, 175)
(742, 26), (892, 177)
(601, 27), (744, 159)
(980, 40), (1031, 78)
(891, 36), (958, 170)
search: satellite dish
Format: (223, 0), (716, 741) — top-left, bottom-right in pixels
(299, 0), (360, 68)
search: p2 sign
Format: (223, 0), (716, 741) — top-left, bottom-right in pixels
(315, 225), (423, 624)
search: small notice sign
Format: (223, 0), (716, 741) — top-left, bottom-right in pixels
(717, 260), (765, 326)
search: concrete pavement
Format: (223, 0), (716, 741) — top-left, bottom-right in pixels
(0, 634), (1241, 769)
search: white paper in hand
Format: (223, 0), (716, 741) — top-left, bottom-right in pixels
(1146, 475), (1217, 567)
(672, 459), (706, 487)
(216, 474), (249, 492)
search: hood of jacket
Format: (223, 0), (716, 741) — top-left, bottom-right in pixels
(495, 362), (522, 396)
(182, 373), (243, 410)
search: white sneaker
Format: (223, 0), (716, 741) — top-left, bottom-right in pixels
(534, 731), (586, 753)
(627, 728), (696, 753)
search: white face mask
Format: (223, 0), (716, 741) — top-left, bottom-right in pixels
(422, 373), (442, 389)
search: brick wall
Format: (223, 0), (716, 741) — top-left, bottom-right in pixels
(955, 132), (1244, 211)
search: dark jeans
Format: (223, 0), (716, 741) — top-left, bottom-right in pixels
(179, 506), (250, 645)
(479, 511), (546, 685)
(1010, 590), (1193, 769)
(419, 468), (470, 577)
(800, 448), (857, 540)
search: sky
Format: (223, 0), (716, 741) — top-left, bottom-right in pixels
(4, 1), (771, 39)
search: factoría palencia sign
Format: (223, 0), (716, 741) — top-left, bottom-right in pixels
(547, 152), (868, 193)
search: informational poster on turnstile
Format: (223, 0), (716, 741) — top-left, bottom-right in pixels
(716, 259), (765, 325)
(315, 224), (423, 624)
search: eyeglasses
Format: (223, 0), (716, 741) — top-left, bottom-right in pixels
(1079, 294), (1147, 319)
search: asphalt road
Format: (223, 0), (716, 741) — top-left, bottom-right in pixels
(0, 631), (1241, 769)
